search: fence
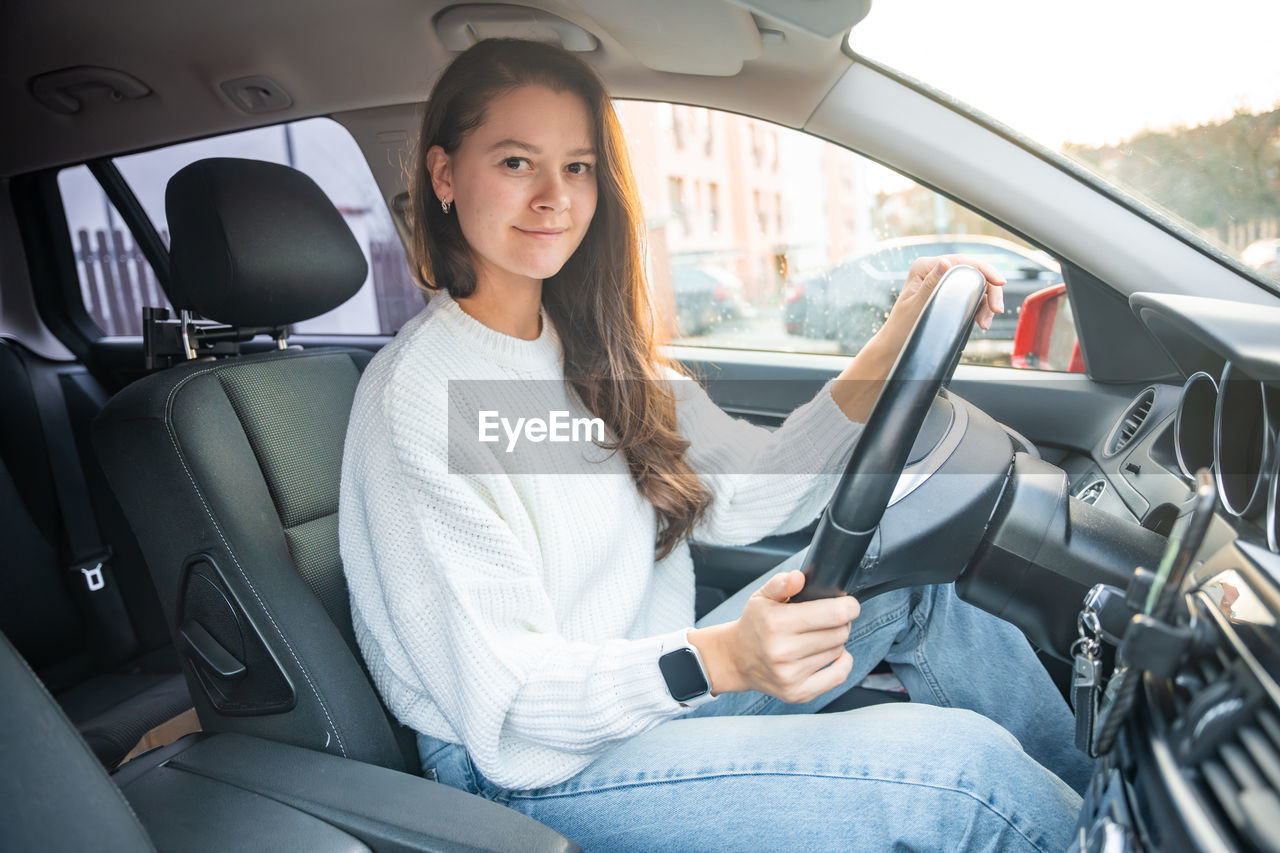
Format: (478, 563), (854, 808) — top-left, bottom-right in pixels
(1220, 218), (1280, 254)
(74, 229), (171, 337)
(369, 238), (425, 334)
(74, 228), (424, 337)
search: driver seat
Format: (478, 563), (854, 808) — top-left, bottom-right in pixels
(93, 158), (418, 772)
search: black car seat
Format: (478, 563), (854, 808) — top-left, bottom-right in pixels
(93, 158), (417, 772)
(0, 338), (192, 769)
(0, 629), (156, 853)
(1, 624), (579, 853)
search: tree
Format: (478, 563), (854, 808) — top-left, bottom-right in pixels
(1064, 108), (1280, 237)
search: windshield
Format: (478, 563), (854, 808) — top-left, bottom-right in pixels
(849, 0), (1280, 292)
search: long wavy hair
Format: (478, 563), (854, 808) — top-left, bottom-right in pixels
(410, 38), (711, 560)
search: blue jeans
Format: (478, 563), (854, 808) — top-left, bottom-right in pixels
(419, 555), (1090, 851)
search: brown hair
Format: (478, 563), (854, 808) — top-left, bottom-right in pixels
(410, 38), (711, 559)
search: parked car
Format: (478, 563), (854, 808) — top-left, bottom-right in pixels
(2, 1), (1277, 851)
(670, 264), (748, 336)
(785, 235), (1061, 352)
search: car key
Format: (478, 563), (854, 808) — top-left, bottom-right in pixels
(1071, 604), (1104, 758)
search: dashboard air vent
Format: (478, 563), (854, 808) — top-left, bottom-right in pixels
(1075, 478), (1106, 505)
(1106, 388), (1157, 456)
(1164, 599), (1280, 853)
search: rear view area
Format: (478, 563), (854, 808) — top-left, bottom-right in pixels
(0, 340), (192, 768)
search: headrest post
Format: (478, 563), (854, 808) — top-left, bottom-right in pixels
(179, 309), (198, 360)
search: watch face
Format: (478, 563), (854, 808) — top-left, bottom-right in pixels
(659, 648), (709, 702)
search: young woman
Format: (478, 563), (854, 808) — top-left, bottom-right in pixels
(339, 38), (1089, 851)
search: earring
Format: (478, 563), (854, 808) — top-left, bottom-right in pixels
(441, 199), (451, 214)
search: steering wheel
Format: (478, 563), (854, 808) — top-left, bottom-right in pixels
(792, 265), (989, 603)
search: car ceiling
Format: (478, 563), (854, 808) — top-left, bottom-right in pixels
(7, 0), (1277, 379)
(1, 0), (861, 178)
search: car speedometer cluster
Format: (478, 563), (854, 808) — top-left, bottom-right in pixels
(1272, 455), (1280, 554)
(1173, 364), (1280, 552)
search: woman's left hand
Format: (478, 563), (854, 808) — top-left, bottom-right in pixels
(829, 254), (1005, 424)
(874, 255), (1005, 356)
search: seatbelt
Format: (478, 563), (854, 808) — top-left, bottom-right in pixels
(17, 348), (138, 665)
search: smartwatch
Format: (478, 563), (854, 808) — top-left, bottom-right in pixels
(659, 639), (713, 708)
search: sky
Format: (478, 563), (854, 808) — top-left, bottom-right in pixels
(849, 0), (1280, 150)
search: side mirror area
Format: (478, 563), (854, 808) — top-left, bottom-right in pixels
(1010, 282), (1084, 373)
(1015, 265), (1055, 281)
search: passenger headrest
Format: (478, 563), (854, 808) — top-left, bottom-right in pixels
(165, 158), (368, 328)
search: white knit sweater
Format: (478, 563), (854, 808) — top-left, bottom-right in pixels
(338, 291), (862, 790)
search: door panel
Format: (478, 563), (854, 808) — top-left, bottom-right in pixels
(948, 365), (1141, 452)
(672, 348), (1141, 610)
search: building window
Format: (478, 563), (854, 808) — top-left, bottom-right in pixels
(669, 177), (687, 234)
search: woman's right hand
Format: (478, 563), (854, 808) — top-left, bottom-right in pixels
(688, 570), (860, 704)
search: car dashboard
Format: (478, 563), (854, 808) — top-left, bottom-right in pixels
(1062, 292), (1280, 852)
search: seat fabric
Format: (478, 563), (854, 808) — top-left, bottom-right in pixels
(0, 630), (157, 852)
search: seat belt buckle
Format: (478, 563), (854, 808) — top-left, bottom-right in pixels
(71, 549), (113, 592)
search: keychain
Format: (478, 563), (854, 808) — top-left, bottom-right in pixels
(1071, 597), (1104, 757)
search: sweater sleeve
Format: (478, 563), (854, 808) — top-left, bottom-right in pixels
(345, 397), (689, 791)
(671, 374), (864, 546)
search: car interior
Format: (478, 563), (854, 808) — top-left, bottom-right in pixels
(2, 1), (1278, 851)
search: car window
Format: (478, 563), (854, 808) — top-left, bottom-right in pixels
(56, 166), (171, 337)
(58, 118), (423, 336)
(851, 0), (1280, 295)
(615, 101), (1077, 370)
(58, 109), (1077, 367)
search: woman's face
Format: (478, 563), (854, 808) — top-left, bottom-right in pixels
(429, 85), (599, 294)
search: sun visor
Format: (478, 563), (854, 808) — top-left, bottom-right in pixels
(725, 0), (872, 39)
(435, 5), (600, 52)
(433, 3), (762, 76)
